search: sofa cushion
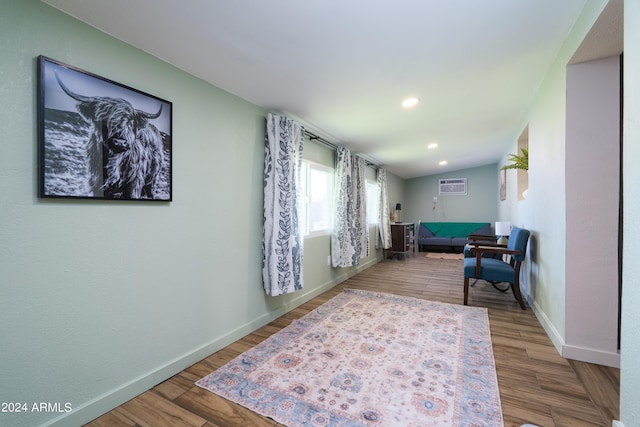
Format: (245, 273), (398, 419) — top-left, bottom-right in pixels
(473, 224), (493, 236)
(452, 237), (473, 247)
(422, 237), (453, 247)
(464, 257), (515, 283)
(417, 227), (435, 238)
(453, 224), (494, 248)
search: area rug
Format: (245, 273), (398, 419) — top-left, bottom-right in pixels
(196, 289), (503, 427)
(425, 252), (464, 260)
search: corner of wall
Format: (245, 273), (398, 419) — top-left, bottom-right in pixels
(526, 294), (564, 356)
(525, 291), (621, 368)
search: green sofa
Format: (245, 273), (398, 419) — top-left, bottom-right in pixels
(417, 222), (492, 252)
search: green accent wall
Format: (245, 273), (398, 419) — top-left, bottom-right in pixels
(404, 164), (499, 226)
(0, 2), (379, 425)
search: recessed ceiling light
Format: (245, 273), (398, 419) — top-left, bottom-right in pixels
(427, 143), (438, 149)
(402, 97), (420, 108)
(439, 160), (448, 166)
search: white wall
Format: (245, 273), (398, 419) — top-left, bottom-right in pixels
(621, 1), (640, 424)
(500, 55), (571, 348)
(565, 55), (620, 367)
(498, 1), (611, 360)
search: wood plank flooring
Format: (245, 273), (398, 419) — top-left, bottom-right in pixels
(85, 255), (619, 427)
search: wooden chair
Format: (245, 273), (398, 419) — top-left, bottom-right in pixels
(463, 227), (530, 310)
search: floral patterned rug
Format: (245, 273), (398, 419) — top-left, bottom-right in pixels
(196, 289), (503, 427)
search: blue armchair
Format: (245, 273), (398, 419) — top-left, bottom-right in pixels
(463, 227), (530, 310)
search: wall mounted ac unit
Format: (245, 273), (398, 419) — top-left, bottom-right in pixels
(439, 178), (467, 195)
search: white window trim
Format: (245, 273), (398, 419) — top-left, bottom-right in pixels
(301, 160), (333, 238)
(365, 178), (380, 226)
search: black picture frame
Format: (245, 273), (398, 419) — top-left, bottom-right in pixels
(38, 56), (172, 201)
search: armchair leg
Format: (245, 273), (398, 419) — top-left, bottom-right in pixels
(512, 280), (526, 310)
(464, 277), (469, 306)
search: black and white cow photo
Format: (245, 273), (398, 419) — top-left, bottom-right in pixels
(39, 56), (172, 201)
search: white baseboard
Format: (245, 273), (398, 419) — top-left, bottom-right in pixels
(42, 316), (277, 426)
(562, 343), (620, 368)
(42, 257), (381, 426)
(612, 421), (625, 427)
(527, 294), (564, 355)
(43, 300), (308, 427)
(525, 292), (620, 368)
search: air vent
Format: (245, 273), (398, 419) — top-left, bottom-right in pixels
(439, 178), (467, 195)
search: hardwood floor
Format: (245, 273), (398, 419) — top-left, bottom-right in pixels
(85, 255), (619, 427)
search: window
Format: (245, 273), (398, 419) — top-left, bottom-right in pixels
(300, 160), (333, 236)
(366, 179), (379, 225)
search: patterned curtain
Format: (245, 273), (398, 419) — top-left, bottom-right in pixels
(351, 155), (369, 261)
(331, 146), (355, 267)
(332, 147), (369, 267)
(376, 168), (392, 249)
(262, 113), (304, 296)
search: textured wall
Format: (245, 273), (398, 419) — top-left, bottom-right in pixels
(621, 1), (640, 424)
(0, 1), (370, 426)
(404, 164), (499, 226)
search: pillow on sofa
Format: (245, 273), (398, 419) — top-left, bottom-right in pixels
(452, 223), (493, 247)
(418, 226), (435, 238)
(469, 223), (493, 237)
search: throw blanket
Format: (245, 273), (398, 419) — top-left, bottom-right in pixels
(422, 222), (490, 238)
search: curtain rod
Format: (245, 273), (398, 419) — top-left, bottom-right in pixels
(304, 130), (379, 168)
(304, 130), (337, 150)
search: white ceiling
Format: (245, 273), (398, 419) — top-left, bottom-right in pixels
(41, 0), (618, 178)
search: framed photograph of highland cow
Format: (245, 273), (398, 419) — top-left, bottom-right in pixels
(37, 55), (172, 201)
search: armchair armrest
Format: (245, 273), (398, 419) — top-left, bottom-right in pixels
(469, 245), (521, 256)
(467, 234), (503, 247)
(469, 245), (523, 277)
(468, 233), (497, 241)
(467, 241), (507, 248)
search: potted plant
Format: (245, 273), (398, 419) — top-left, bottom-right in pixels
(501, 147), (528, 171)
(501, 147), (529, 199)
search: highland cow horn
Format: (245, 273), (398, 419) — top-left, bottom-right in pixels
(138, 104), (163, 119)
(54, 71), (92, 103)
